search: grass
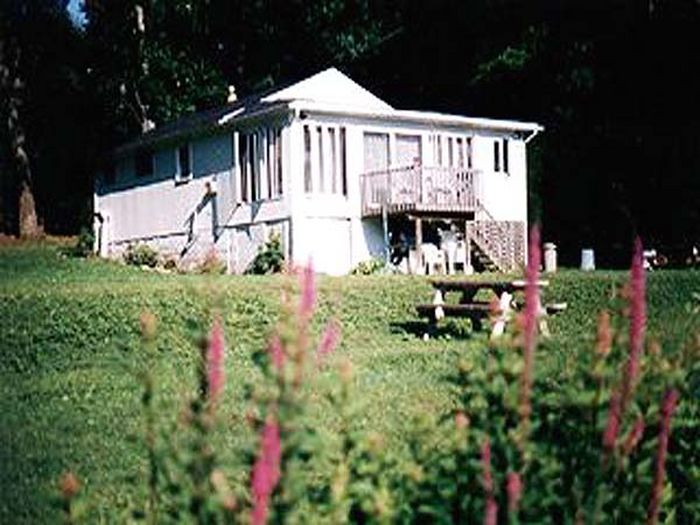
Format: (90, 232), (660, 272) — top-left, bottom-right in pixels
(0, 245), (698, 523)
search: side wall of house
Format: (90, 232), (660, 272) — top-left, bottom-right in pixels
(96, 134), (232, 265)
(471, 135), (528, 224)
(96, 123), (295, 272)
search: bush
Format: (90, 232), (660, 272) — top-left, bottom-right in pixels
(350, 257), (386, 275)
(123, 243), (158, 268)
(63, 227), (94, 258)
(246, 233), (284, 274)
(195, 249), (227, 274)
(56, 241), (699, 524)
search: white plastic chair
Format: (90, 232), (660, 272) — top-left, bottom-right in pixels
(421, 243), (446, 275)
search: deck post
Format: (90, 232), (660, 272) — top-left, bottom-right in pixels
(415, 216), (423, 274)
(464, 220), (473, 274)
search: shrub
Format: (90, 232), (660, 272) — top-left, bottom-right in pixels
(74, 227), (94, 257)
(196, 249), (227, 274)
(123, 243), (158, 268)
(246, 234), (284, 275)
(350, 257), (386, 275)
(62, 227), (94, 258)
(53, 238), (699, 523)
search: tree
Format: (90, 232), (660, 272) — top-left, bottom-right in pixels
(84, 0), (227, 141)
(1, 0), (95, 236)
(0, 5), (43, 237)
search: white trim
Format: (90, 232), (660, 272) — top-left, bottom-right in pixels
(290, 100), (543, 133)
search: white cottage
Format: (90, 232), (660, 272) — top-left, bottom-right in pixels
(94, 68), (542, 275)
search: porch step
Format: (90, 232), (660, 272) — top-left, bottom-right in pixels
(470, 240), (500, 272)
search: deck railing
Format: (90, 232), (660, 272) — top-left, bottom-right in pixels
(360, 166), (481, 216)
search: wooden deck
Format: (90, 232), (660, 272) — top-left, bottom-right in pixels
(360, 166), (481, 217)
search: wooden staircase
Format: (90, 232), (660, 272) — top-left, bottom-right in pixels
(465, 204), (526, 273)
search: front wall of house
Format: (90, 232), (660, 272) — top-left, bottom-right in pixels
(286, 113), (530, 272)
(97, 108), (531, 274)
(293, 217), (352, 275)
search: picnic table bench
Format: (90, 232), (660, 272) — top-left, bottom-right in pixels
(416, 278), (566, 338)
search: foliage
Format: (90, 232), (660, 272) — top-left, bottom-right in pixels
(123, 243), (158, 268)
(246, 234), (284, 275)
(65, 227), (94, 258)
(350, 257), (387, 275)
(0, 0), (94, 234)
(1, 244), (699, 523)
(195, 249), (226, 275)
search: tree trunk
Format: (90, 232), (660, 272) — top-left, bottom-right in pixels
(18, 178), (40, 238)
(1, 38), (43, 238)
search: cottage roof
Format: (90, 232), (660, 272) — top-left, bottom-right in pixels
(261, 67), (393, 111)
(115, 67), (541, 156)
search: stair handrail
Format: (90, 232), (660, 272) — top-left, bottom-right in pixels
(467, 199), (519, 272)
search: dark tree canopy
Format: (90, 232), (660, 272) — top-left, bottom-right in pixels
(2, 0), (699, 264)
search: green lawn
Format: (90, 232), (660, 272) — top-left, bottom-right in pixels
(0, 245), (698, 523)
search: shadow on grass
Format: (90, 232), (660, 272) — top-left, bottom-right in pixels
(390, 319), (478, 340)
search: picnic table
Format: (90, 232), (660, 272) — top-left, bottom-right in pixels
(416, 278), (566, 339)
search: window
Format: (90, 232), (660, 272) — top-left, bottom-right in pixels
(329, 127), (337, 193)
(317, 126), (324, 192)
(304, 125), (312, 192)
(396, 134), (421, 167)
(250, 133), (259, 201)
(237, 128), (282, 202)
(238, 133), (249, 202)
(175, 144), (192, 182)
(265, 128), (283, 199)
(493, 138), (509, 173)
(135, 149), (153, 178)
(466, 137), (473, 169)
(363, 132), (390, 173)
(304, 124), (347, 195)
(340, 127), (347, 196)
(494, 140), (501, 172)
(456, 138), (464, 167)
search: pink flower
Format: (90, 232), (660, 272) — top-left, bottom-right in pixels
(602, 390), (622, 452)
(484, 498), (498, 525)
(299, 261), (316, 320)
(596, 310), (612, 357)
(251, 418), (282, 525)
(523, 225), (541, 356)
(268, 335), (284, 371)
(455, 412), (469, 431)
(621, 237), (646, 410)
(207, 317), (226, 404)
(316, 318), (341, 366)
(622, 416), (645, 456)
(481, 437), (493, 494)
(519, 225), (541, 429)
(480, 437), (498, 525)
(647, 389), (679, 525)
(506, 471), (523, 514)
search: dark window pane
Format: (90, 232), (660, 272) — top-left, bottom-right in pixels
(340, 127), (347, 196)
(304, 126), (312, 192)
(494, 140), (500, 172)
